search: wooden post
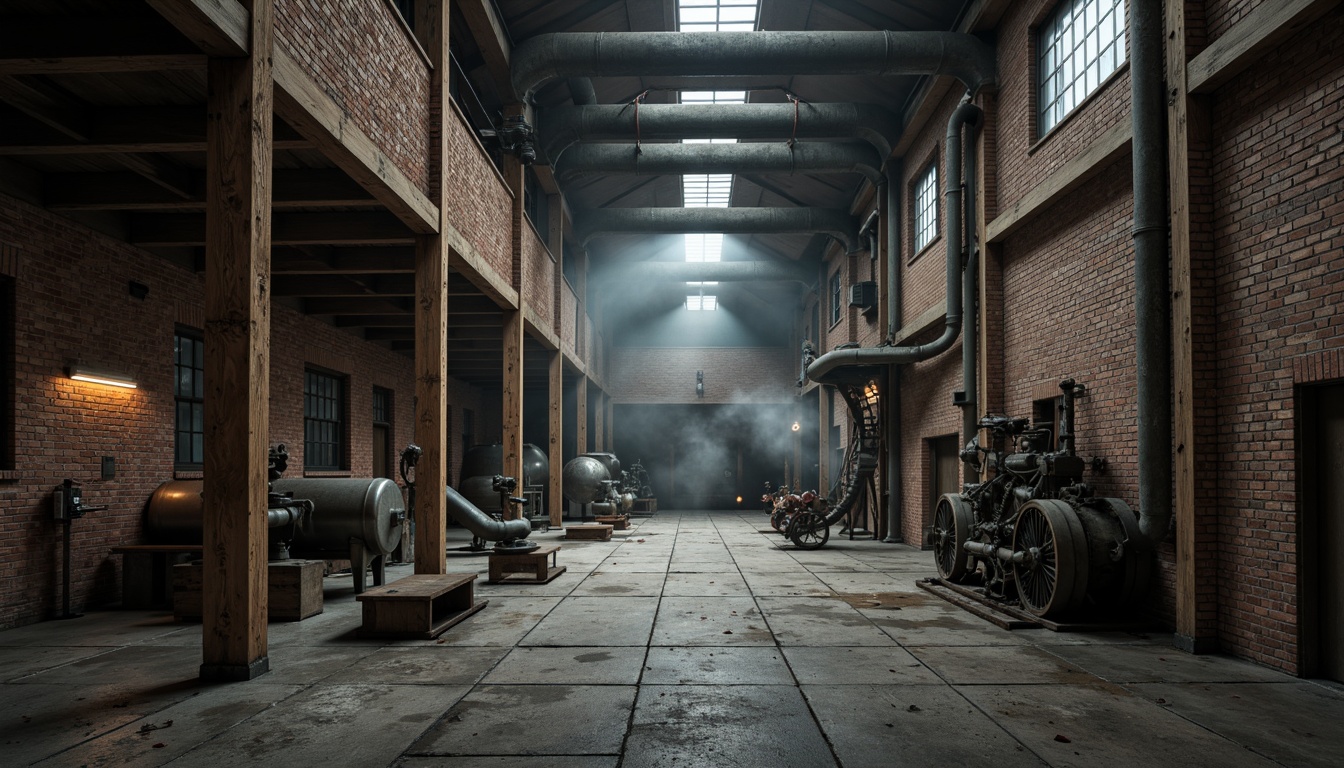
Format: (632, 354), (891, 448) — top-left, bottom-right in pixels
(576, 375), (588, 454)
(412, 0), (449, 574)
(593, 391), (604, 451)
(605, 395), (614, 454)
(200, 0), (273, 682)
(501, 109), (527, 512)
(548, 350), (563, 527)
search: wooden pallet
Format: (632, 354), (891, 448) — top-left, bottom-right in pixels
(565, 524), (613, 541)
(593, 514), (630, 530)
(918, 578), (1154, 632)
(356, 573), (486, 639)
(488, 545), (567, 584)
(632, 498), (657, 513)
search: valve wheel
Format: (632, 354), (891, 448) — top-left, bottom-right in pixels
(788, 511), (830, 550)
(1011, 499), (1089, 617)
(932, 494), (975, 583)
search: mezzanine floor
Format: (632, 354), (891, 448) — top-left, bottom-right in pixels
(2, 509), (1342, 767)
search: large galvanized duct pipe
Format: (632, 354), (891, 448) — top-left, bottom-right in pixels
(554, 141), (883, 184)
(961, 106), (980, 484)
(445, 485), (532, 541)
(1130, 0), (1171, 547)
(805, 100), (983, 382)
(601, 260), (814, 285)
(512, 31), (998, 104)
(884, 162), (902, 542)
(575, 207), (861, 252)
(540, 103), (899, 161)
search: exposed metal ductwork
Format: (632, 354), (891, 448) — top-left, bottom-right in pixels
(554, 141), (883, 183)
(576, 206), (861, 252)
(805, 100), (982, 382)
(512, 31), (998, 104)
(1130, 0), (1172, 549)
(540, 102), (899, 161)
(599, 260), (814, 285)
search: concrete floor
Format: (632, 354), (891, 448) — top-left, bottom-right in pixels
(3, 510), (1343, 767)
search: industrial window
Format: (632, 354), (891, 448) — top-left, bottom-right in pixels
(829, 270), (842, 327)
(913, 162), (939, 253)
(304, 368), (346, 470)
(1038, 0), (1126, 135)
(372, 386), (391, 425)
(173, 329), (205, 468)
(677, 0), (758, 32)
(0, 274), (13, 471)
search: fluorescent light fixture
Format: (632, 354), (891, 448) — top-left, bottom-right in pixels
(69, 366), (137, 389)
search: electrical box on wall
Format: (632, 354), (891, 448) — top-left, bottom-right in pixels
(849, 281), (877, 314)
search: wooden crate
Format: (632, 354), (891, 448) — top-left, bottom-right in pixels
(173, 559), (324, 622)
(356, 573), (486, 639)
(632, 498), (657, 513)
(111, 544), (204, 609)
(593, 514), (630, 530)
(565, 524), (613, 541)
(488, 545), (567, 584)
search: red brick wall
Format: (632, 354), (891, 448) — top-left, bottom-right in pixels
(0, 196), (488, 630)
(1204, 0), (1264, 42)
(275, 0), (430, 192)
(609, 347), (796, 405)
(1207, 8), (1344, 670)
(523, 222), (554, 329)
(561, 283), (577, 355)
(446, 103), (514, 280)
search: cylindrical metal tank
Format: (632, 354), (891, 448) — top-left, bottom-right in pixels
(146, 480), (205, 544)
(563, 455), (610, 504)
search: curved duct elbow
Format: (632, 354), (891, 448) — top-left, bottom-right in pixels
(576, 206), (860, 252)
(513, 31), (997, 104)
(555, 141), (883, 183)
(446, 485), (532, 542)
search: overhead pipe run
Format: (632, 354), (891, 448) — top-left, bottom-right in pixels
(1129, 0), (1172, 549)
(575, 207), (861, 252)
(554, 141), (884, 183)
(600, 260), (814, 286)
(805, 100), (983, 383)
(512, 31), (998, 104)
(539, 102), (900, 161)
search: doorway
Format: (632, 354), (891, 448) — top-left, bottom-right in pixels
(928, 433), (961, 519)
(1301, 382), (1344, 681)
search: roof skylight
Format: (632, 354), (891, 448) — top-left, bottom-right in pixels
(677, 0), (759, 32)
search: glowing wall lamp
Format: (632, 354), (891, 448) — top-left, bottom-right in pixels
(68, 365), (137, 389)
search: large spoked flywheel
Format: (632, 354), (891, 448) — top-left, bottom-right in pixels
(1011, 499), (1089, 617)
(932, 494), (975, 583)
(788, 511), (830, 550)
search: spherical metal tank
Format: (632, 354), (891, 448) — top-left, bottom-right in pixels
(460, 474), (502, 513)
(522, 443), (549, 487)
(581, 452), (621, 482)
(146, 480), (205, 544)
(460, 443), (551, 513)
(272, 477), (405, 557)
(562, 456), (610, 504)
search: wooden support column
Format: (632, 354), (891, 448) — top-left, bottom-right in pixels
(412, 0), (449, 573)
(548, 194), (564, 336)
(501, 108), (527, 511)
(576, 375), (588, 454)
(1168, 0), (1218, 653)
(548, 350), (564, 527)
(200, 0), (272, 682)
(605, 395), (614, 454)
(593, 391), (604, 451)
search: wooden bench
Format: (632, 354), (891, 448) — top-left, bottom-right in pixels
(488, 545), (566, 584)
(594, 514), (630, 530)
(173, 559), (324, 622)
(564, 524), (614, 541)
(109, 544), (204, 609)
(356, 573), (486, 639)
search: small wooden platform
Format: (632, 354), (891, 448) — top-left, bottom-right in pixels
(356, 573), (486, 639)
(488, 545), (566, 584)
(564, 524), (613, 541)
(632, 498), (657, 513)
(593, 514), (630, 530)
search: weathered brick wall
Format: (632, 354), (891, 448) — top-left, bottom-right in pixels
(902, 93), (962, 327)
(523, 222), (554, 329)
(275, 0), (430, 192)
(609, 347), (796, 405)
(1204, 0), (1265, 42)
(561, 283), (577, 355)
(0, 196), (488, 630)
(1207, 8), (1344, 670)
(446, 103), (514, 282)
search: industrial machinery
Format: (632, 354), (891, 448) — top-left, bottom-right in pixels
(561, 454), (630, 516)
(929, 379), (1150, 617)
(624, 459), (653, 499)
(400, 443), (537, 554)
(146, 444), (401, 593)
(459, 443), (550, 528)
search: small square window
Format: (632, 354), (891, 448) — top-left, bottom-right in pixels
(914, 163), (939, 253)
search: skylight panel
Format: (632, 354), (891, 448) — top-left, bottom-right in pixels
(686, 294), (718, 310)
(677, 0), (759, 33)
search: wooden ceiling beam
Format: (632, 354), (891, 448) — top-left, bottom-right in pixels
(42, 167), (366, 211)
(270, 274), (416, 298)
(130, 210), (415, 247)
(456, 0), (513, 98)
(0, 108), (309, 155)
(144, 0), (250, 57)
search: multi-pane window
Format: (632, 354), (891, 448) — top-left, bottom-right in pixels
(372, 386), (391, 425)
(173, 329), (204, 467)
(304, 369), (346, 470)
(677, 0), (758, 32)
(914, 162), (939, 253)
(685, 294), (718, 311)
(0, 274), (13, 471)
(829, 270), (842, 326)
(1038, 0), (1127, 135)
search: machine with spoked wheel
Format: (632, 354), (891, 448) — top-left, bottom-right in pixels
(928, 379), (1151, 618)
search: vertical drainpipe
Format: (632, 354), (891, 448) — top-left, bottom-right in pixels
(1131, 0), (1172, 546)
(960, 105), (981, 484)
(885, 163), (903, 542)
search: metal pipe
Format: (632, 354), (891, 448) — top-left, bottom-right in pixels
(886, 162), (902, 340)
(962, 540), (1026, 563)
(555, 141), (884, 183)
(1131, 0), (1171, 546)
(446, 485), (532, 542)
(575, 206), (861, 252)
(805, 100), (983, 383)
(539, 102), (899, 161)
(961, 104), (981, 484)
(513, 31), (997, 104)
(883, 365), (902, 542)
(567, 77), (598, 105)
(600, 260), (814, 285)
